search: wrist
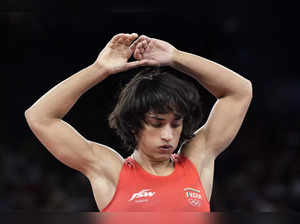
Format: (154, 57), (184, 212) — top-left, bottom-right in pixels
(92, 61), (112, 78)
(170, 49), (183, 67)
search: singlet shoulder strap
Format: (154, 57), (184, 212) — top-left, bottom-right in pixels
(124, 156), (136, 168)
(171, 153), (186, 164)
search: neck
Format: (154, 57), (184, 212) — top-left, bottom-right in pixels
(132, 150), (174, 175)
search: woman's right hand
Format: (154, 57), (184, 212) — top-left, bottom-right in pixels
(94, 33), (149, 75)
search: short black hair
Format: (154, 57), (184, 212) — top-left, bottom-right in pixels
(108, 67), (203, 153)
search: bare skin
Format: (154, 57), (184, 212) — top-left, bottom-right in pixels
(25, 33), (252, 211)
(132, 112), (183, 176)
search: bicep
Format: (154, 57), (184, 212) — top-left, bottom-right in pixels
(182, 93), (252, 162)
(197, 94), (252, 158)
(25, 114), (124, 179)
(25, 115), (95, 173)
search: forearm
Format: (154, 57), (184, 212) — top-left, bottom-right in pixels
(171, 50), (252, 99)
(25, 63), (109, 121)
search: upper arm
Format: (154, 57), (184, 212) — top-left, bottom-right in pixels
(25, 110), (123, 181)
(181, 82), (252, 163)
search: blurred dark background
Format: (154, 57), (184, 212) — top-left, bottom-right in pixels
(1, 0), (300, 212)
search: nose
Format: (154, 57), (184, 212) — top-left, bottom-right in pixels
(160, 125), (173, 142)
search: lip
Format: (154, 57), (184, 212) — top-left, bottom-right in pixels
(159, 145), (173, 151)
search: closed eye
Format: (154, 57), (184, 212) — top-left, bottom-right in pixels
(152, 123), (181, 128)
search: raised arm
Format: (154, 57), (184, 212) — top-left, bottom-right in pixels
(172, 50), (252, 156)
(132, 35), (252, 161)
(24, 33), (148, 180)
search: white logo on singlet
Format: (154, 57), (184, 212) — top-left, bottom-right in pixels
(129, 189), (156, 202)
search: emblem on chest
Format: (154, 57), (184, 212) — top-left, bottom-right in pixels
(129, 189), (156, 203)
(184, 187), (203, 207)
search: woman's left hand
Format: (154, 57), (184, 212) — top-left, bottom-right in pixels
(131, 35), (177, 67)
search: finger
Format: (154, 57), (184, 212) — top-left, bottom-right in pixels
(137, 42), (146, 53)
(137, 43), (145, 54)
(134, 51), (143, 60)
(117, 33), (132, 45)
(129, 34), (149, 51)
(141, 40), (148, 49)
(134, 47), (144, 60)
(138, 35), (147, 41)
(125, 60), (151, 71)
(117, 34), (129, 44)
(133, 43), (143, 57)
(111, 33), (125, 44)
(137, 41), (145, 50)
(125, 33), (138, 46)
(129, 37), (143, 52)
(142, 59), (158, 66)
(140, 35), (151, 43)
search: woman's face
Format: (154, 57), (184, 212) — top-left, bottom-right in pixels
(135, 111), (183, 161)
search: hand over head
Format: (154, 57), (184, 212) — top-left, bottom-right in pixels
(95, 33), (177, 75)
(95, 33), (150, 75)
(131, 35), (177, 67)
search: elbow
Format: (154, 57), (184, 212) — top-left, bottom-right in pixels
(24, 108), (36, 126)
(244, 79), (253, 100)
(237, 79), (253, 107)
(230, 78), (253, 102)
(24, 108), (43, 126)
(24, 108), (32, 122)
(218, 77), (253, 100)
(25, 108), (56, 128)
(236, 77), (252, 99)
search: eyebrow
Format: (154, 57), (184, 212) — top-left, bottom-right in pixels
(147, 115), (183, 121)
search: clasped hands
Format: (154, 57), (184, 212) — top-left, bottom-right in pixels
(95, 33), (177, 75)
